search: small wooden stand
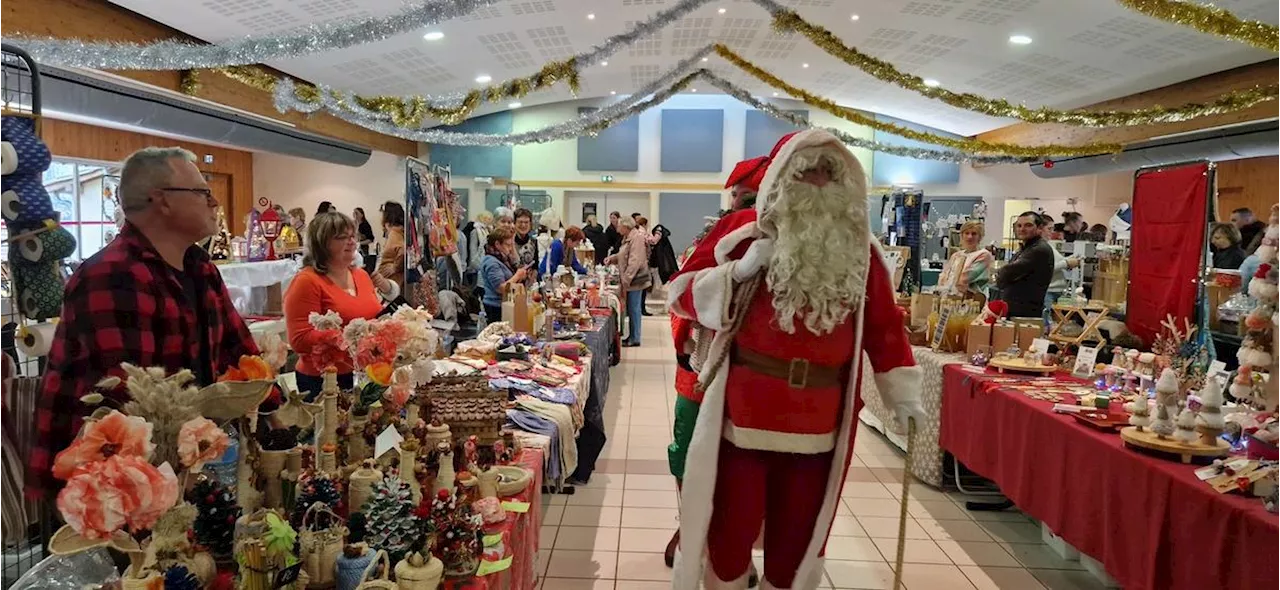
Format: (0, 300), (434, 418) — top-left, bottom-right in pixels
(1120, 426), (1230, 464)
(1049, 303), (1111, 347)
(989, 356), (1057, 374)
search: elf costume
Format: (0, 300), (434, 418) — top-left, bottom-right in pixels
(665, 155), (773, 569)
(667, 130), (922, 589)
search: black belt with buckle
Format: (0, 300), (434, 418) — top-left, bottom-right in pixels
(731, 346), (847, 389)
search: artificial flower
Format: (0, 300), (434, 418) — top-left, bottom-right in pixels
(386, 383), (412, 408)
(101, 455), (180, 531)
(353, 331), (398, 369)
(253, 332), (290, 372)
(177, 417), (230, 471)
(238, 355), (274, 380)
(52, 411), (155, 480)
(308, 310), (344, 332)
(367, 362), (394, 386)
(56, 465), (128, 539)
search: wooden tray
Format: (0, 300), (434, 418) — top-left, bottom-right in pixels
(1120, 426), (1230, 464)
(989, 357), (1057, 374)
(1072, 410), (1130, 432)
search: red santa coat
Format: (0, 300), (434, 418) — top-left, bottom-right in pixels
(665, 129), (921, 589)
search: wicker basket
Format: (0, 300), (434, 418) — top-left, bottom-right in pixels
(356, 550), (398, 590)
(393, 551), (444, 590)
(299, 502), (347, 589)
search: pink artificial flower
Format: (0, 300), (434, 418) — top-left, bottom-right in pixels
(386, 383), (412, 408)
(178, 417), (230, 471)
(52, 411), (155, 480)
(56, 466), (128, 539)
(100, 455), (179, 532)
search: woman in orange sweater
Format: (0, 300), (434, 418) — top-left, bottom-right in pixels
(285, 211), (399, 399)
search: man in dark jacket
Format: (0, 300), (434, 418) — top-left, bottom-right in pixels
(997, 211), (1056, 318)
(604, 211), (623, 258)
(583, 214), (609, 265)
(1232, 207), (1267, 254)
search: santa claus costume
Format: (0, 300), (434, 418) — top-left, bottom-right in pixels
(666, 153), (774, 567)
(667, 130), (922, 589)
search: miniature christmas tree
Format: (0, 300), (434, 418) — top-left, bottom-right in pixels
(1151, 402), (1175, 438)
(363, 476), (420, 564)
(187, 476), (240, 556)
(1126, 393), (1151, 431)
(423, 489), (482, 576)
(1237, 214), (1278, 411)
(291, 472), (343, 530)
(1173, 407), (1198, 443)
(1150, 368), (1179, 438)
(1197, 377), (1226, 445)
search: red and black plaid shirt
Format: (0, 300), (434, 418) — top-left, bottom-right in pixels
(26, 223), (258, 499)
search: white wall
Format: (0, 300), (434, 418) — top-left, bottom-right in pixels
(253, 150), (406, 246)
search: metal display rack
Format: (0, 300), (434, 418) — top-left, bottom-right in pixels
(1, 42), (56, 589)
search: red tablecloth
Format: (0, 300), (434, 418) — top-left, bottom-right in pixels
(478, 447), (543, 590)
(938, 365), (1278, 590)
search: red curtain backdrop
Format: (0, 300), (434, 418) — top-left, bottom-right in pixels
(1126, 162), (1210, 345)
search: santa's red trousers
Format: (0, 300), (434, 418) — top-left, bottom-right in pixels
(707, 442), (833, 587)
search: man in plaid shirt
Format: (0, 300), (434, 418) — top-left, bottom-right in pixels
(26, 147), (258, 499)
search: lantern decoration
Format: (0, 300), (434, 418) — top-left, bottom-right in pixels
(258, 197), (282, 261)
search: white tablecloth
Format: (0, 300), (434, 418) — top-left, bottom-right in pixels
(858, 346), (964, 487)
(217, 259), (300, 316)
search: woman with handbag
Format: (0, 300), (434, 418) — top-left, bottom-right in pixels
(479, 227), (530, 323)
(610, 216), (652, 346)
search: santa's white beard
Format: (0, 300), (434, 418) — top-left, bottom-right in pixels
(763, 172), (864, 335)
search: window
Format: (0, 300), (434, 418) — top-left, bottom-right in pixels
(2, 158), (122, 261)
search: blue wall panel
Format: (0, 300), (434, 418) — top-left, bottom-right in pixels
(871, 114), (960, 186)
(660, 109), (724, 173)
(429, 112), (513, 178)
(659, 192), (723, 254)
(578, 108), (640, 171)
(744, 109), (807, 159)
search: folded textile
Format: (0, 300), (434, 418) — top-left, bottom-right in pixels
(506, 409), (562, 485)
(515, 397), (578, 481)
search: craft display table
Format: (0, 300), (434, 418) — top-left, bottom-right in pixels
(858, 346), (964, 487)
(568, 314), (616, 483)
(217, 258), (300, 316)
(478, 447), (543, 590)
(938, 365), (1278, 590)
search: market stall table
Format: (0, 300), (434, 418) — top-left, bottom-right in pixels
(216, 258), (300, 316)
(477, 447), (544, 590)
(858, 346), (963, 487)
(939, 364), (1279, 590)
(568, 314), (616, 483)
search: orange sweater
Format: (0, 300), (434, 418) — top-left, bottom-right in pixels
(285, 266), (384, 376)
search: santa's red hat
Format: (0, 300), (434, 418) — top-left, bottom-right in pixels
(724, 156), (769, 192)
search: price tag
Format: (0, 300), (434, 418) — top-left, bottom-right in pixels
(273, 563), (302, 589)
(1073, 346), (1099, 378)
(1029, 338), (1052, 357)
(476, 556), (514, 576)
(374, 425), (404, 460)
(1207, 360), (1229, 385)
(500, 501), (530, 513)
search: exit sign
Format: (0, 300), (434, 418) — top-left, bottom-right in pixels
(600, 175), (614, 183)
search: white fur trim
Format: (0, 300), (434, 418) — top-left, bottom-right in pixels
(722, 419), (836, 454)
(874, 365), (923, 407)
(704, 567), (752, 589)
(666, 273), (697, 318)
(674, 295), (867, 590)
(714, 222), (764, 264)
(690, 263), (738, 331)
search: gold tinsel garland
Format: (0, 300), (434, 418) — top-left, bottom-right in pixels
(204, 58), (579, 126)
(771, 10), (1278, 127)
(179, 70), (201, 96)
(1116, 0), (1278, 52)
(714, 45), (1123, 158)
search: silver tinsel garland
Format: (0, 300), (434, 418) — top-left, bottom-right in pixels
(271, 44), (1030, 163)
(15, 0), (503, 70)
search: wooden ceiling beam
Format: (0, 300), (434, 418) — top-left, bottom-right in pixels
(977, 59), (1279, 147)
(2, 0), (418, 157)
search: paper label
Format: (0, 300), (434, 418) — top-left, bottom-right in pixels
(1073, 346), (1099, 378)
(374, 425), (404, 460)
(476, 556), (514, 576)
(483, 533), (504, 547)
(500, 501), (530, 513)
(1029, 338), (1052, 356)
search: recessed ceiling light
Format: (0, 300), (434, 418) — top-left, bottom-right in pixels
(691, 88), (698, 92)
(587, 13), (595, 20)
(423, 31), (444, 41)
(600, 61), (608, 66)
(850, 14), (860, 21)
(610, 90), (617, 95)
(475, 74), (492, 83)
(772, 92), (779, 97)
(718, 7), (726, 14)
(802, 63), (809, 68)
(701, 57), (709, 62)
(1009, 34), (1033, 45)
(923, 78), (941, 87)
(508, 102), (522, 109)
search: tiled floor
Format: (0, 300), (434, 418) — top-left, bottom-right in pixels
(537, 315), (1113, 589)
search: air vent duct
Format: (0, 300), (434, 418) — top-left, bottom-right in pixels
(1029, 120), (1277, 179)
(39, 65), (373, 167)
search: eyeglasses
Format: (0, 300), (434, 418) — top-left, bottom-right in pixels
(159, 187), (217, 205)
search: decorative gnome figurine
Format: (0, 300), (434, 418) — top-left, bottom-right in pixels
(1196, 377), (1227, 445)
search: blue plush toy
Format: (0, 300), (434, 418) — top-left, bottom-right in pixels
(0, 116), (51, 177)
